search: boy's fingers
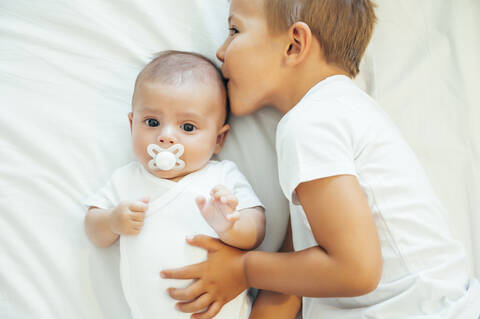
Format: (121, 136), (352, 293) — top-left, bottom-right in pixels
(167, 280), (204, 301)
(175, 293), (212, 313)
(186, 235), (222, 252)
(192, 301), (222, 319)
(161, 262), (203, 280)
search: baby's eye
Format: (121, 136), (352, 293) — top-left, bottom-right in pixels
(181, 123), (196, 132)
(145, 118), (159, 127)
(229, 27), (239, 36)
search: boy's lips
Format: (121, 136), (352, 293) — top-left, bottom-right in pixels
(221, 66), (229, 79)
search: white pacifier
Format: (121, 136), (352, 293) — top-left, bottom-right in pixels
(147, 144), (185, 171)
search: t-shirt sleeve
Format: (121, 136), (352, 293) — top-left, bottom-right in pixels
(84, 177), (120, 210)
(222, 161), (264, 211)
(276, 100), (358, 205)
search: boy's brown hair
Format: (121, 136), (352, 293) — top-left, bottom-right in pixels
(263, 0), (377, 77)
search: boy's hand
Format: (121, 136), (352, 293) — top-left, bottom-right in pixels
(161, 235), (248, 319)
(196, 185), (240, 235)
(109, 198), (149, 235)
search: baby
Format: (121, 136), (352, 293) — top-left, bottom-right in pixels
(84, 50), (265, 319)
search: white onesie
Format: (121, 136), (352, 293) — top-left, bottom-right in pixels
(85, 160), (263, 319)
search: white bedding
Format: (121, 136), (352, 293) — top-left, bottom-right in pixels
(0, 1), (478, 318)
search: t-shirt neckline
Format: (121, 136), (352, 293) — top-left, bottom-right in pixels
(279, 74), (351, 126)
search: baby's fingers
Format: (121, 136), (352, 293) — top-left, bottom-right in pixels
(139, 196), (150, 204)
(211, 185), (231, 200)
(222, 195), (238, 209)
(226, 211), (240, 222)
(129, 200), (148, 212)
(131, 211), (145, 222)
(125, 221), (144, 235)
(195, 196), (207, 211)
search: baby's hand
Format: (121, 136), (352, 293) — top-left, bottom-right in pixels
(109, 198), (149, 236)
(196, 185), (240, 235)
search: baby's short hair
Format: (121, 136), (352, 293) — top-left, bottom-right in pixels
(263, 0), (377, 77)
(133, 50), (230, 124)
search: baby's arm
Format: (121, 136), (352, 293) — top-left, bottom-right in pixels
(84, 199), (149, 247)
(197, 185), (265, 250)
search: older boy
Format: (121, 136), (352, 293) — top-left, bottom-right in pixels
(162, 1), (480, 319)
(84, 51), (265, 319)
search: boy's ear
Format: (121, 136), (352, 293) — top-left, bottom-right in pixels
(285, 22), (313, 66)
(214, 124), (230, 154)
(128, 112), (133, 133)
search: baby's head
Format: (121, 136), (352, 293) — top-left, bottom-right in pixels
(217, 0), (376, 115)
(129, 51), (230, 181)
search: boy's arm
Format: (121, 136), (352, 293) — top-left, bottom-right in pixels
(85, 199), (148, 248)
(243, 175), (382, 297)
(163, 175), (382, 318)
(249, 219), (301, 319)
(249, 291), (301, 319)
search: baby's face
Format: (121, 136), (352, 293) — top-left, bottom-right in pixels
(129, 81), (229, 181)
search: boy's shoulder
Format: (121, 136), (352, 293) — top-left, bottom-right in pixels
(284, 75), (380, 126)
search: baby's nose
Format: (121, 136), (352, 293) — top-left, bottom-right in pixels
(157, 135), (177, 146)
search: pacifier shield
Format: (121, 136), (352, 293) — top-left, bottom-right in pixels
(147, 143), (185, 171)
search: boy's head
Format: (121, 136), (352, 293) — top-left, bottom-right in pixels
(263, 0), (376, 78)
(129, 51), (230, 181)
(217, 0), (376, 115)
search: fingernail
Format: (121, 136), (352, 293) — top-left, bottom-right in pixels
(186, 235), (194, 241)
(160, 272), (166, 278)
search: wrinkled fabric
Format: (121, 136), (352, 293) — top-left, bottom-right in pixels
(0, 0), (478, 318)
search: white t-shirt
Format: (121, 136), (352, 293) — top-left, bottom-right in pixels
(85, 160), (263, 319)
(276, 75), (480, 319)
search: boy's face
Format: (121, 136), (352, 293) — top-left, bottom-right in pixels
(129, 81), (229, 181)
(216, 0), (285, 116)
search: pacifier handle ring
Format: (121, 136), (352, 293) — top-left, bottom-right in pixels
(146, 143), (185, 171)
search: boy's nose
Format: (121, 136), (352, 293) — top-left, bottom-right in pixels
(216, 45), (225, 63)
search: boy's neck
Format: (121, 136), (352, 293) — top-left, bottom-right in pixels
(273, 64), (350, 115)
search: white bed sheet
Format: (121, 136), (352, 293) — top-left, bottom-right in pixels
(0, 0), (478, 318)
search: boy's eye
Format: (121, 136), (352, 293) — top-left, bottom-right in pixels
(181, 123), (196, 132)
(145, 118), (159, 127)
(229, 27), (239, 36)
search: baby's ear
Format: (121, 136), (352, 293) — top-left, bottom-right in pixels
(128, 112), (133, 133)
(214, 124), (230, 154)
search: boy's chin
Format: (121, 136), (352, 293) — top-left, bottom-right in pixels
(230, 101), (261, 116)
